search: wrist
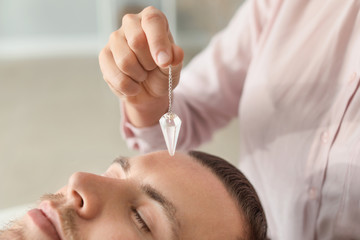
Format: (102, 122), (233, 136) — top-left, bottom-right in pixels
(123, 95), (169, 128)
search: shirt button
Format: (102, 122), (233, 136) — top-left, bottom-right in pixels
(321, 131), (329, 144)
(308, 187), (317, 199)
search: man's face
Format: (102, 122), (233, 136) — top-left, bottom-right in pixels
(0, 151), (246, 240)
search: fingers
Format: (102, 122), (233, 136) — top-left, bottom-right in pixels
(99, 6), (184, 99)
(115, 6), (183, 69)
(99, 45), (142, 97)
(122, 13), (157, 71)
(139, 6), (175, 67)
(109, 29), (148, 82)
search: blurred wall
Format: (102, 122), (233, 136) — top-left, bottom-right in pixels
(0, 0), (244, 210)
(0, 0), (97, 37)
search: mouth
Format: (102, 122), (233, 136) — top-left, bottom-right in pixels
(39, 201), (66, 240)
(27, 208), (61, 240)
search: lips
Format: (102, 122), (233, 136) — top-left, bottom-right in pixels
(27, 208), (61, 240)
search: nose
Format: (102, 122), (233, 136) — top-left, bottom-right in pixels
(66, 172), (104, 219)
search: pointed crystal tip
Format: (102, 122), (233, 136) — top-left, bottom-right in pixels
(159, 112), (182, 156)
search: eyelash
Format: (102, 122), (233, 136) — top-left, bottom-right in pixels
(131, 207), (151, 233)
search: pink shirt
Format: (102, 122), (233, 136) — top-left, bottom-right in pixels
(122, 0), (360, 239)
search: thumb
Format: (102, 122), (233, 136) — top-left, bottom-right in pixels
(158, 43), (184, 75)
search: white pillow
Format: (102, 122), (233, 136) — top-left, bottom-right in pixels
(0, 204), (33, 229)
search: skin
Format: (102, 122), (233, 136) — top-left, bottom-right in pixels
(0, 151), (247, 240)
(99, 6), (184, 128)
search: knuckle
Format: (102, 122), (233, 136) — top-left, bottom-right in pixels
(143, 6), (158, 14)
(109, 30), (118, 42)
(127, 32), (147, 50)
(143, 12), (163, 24)
(98, 47), (110, 73)
(98, 48), (105, 63)
(115, 53), (135, 72)
(142, 8), (165, 24)
(122, 13), (137, 25)
(98, 47), (108, 61)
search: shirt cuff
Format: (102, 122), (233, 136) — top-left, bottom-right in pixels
(120, 102), (166, 153)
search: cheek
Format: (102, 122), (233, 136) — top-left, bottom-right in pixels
(82, 217), (138, 240)
(55, 185), (67, 194)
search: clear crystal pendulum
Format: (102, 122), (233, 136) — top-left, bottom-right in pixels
(159, 65), (182, 156)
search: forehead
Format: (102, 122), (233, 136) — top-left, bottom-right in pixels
(131, 151), (205, 176)
(116, 151), (245, 239)
(127, 151), (224, 192)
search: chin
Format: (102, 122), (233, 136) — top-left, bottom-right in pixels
(0, 213), (53, 240)
(0, 218), (26, 240)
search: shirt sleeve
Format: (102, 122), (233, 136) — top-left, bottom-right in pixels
(121, 0), (276, 153)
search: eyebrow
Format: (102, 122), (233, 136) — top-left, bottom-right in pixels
(112, 157), (180, 240)
(141, 184), (180, 240)
(112, 156), (130, 172)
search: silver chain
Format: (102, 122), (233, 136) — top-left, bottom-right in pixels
(168, 65), (172, 113)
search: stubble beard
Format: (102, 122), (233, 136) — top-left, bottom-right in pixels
(0, 193), (78, 240)
(0, 219), (26, 240)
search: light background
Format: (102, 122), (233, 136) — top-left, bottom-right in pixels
(0, 0), (243, 209)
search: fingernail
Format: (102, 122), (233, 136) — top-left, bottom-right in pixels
(157, 51), (170, 66)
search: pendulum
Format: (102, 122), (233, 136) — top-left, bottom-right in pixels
(159, 65), (182, 156)
(159, 66), (182, 156)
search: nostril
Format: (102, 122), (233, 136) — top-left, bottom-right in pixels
(69, 190), (84, 209)
(80, 198), (84, 208)
(66, 172), (102, 219)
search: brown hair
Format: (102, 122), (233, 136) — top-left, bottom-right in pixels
(188, 150), (268, 240)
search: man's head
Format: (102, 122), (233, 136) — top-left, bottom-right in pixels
(0, 150), (267, 240)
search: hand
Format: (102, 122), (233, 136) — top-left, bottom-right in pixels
(99, 6), (184, 127)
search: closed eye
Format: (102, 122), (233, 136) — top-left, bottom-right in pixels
(131, 207), (151, 233)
